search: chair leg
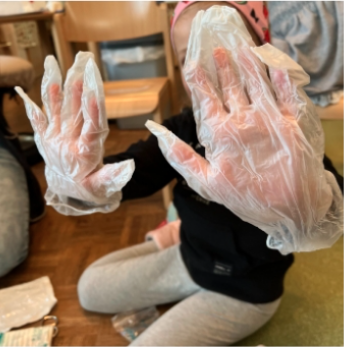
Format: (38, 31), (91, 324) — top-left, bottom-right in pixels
(0, 90), (12, 135)
(0, 90), (23, 152)
(162, 184), (172, 210)
(152, 103), (163, 124)
(153, 89), (173, 209)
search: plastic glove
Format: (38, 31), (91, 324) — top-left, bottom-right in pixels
(15, 52), (135, 216)
(146, 6), (343, 254)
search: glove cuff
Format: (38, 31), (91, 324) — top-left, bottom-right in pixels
(45, 188), (122, 216)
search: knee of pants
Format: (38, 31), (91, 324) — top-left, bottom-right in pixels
(0, 227), (29, 277)
(77, 267), (100, 312)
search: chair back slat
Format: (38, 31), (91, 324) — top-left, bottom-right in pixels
(62, 1), (164, 42)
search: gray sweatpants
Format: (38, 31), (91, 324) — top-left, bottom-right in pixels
(77, 241), (281, 346)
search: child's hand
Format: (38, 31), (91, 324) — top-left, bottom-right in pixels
(146, 44), (342, 254)
(15, 52), (134, 215)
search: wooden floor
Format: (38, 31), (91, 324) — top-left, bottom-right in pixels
(0, 79), (169, 346)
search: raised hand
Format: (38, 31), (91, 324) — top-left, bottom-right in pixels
(146, 42), (342, 254)
(16, 52), (134, 215)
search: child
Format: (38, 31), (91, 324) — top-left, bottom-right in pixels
(16, 1), (343, 345)
(78, 2), (341, 345)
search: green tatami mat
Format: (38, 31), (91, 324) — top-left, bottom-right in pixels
(238, 238), (343, 346)
(321, 119), (343, 176)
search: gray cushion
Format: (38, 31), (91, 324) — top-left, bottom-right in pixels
(0, 55), (34, 91)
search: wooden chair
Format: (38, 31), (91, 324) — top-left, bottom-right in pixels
(51, 1), (178, 208)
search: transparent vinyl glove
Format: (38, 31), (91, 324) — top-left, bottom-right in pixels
(15, 52), (135, 216)
(146, 6), (343, 254)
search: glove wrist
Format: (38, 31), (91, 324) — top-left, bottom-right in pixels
(45, 188), (122, 216)
(44, 166), (123, 216)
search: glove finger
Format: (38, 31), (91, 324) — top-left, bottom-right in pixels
(146, 120), (212, 200)
(41, 55), (62, 125)
(46, 83), (62, 136)
(190, 66), (227, 152)
(61, 52), (94, 133)
(70, 80), (84, 138)
(251, 44), (310, 110)
(83, 159), (135, 198)
(213, 47), (249, 111)
(189, 65), (224, 123)
(15, 86), (48, 137)
(237, 46), (275, 107)
(80, 58), (108, 147)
